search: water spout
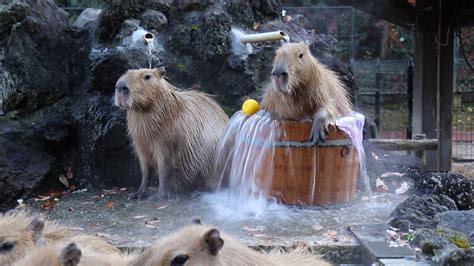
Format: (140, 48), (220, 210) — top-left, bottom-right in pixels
(238, 31), (290, 44)
(231, 28), (290, 57)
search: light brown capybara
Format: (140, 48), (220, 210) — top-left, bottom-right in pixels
(13, 241), (134, 266)
(129, 223), (330, 266)
(261, 42), (352, 141)
(0, 211), (119, 265)
(114, 67), (229, 200)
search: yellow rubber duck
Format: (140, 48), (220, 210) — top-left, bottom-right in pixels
(242, 99), (260, 115)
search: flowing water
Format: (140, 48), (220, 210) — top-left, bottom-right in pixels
(212, 110), (370, 218)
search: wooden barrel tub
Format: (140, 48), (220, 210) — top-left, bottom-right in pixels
(245, 120), (359, 205)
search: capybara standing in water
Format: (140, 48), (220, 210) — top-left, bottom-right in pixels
(261, 42), (352, 141)
(115, 67), (229, 199)
(129, 223), (329, 266)
(0, 211), (118, 265)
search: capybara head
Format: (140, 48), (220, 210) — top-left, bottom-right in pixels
(114, 67), (167, 110)
(13, 242), (82, 266)
(130, 225), (224, 266)
(271, 42), (320, 93)
(0, 212), (45, 265)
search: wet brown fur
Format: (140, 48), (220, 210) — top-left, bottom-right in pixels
(130, 224), (330, 266)
(116, 68), (229, 197)
(261, 42), (352, 122)
(0, 211), (119, 265)
(13, 241), (134, 266)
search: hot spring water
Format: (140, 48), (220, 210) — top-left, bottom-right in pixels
(208, 110), (371, 218)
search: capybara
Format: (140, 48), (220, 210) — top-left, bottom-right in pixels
(0, 211), (118, 265)
(114, 67), (229, 199)
(261, 42), (352, 141)
(13, 242), (134, 266)
(129, 223), (329, 265)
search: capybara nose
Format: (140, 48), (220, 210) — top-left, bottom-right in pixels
(272, 66), (288, 78)
(117, 86), (130, 94)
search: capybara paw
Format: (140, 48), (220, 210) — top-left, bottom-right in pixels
(310, 123), (327, 143)
(128, 189), (150, 200)
(147, 190), (168, 202)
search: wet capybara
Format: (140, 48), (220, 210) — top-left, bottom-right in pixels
(13, 242), (134, 266)
(129, 223), (330, 266)
(114, 67), (229, 200)
(261, 42), (352, 141)
(0, 211), (118, 265)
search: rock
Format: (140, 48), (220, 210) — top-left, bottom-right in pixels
(175, 0), (213, 11)
(414, 172), (473, 210)
(436, 210), (474, 244)
(1, 0), (86, 113)
(91, 47), (162, 94)
(98, 0), (172, 42)
(117, 19), (141, 43)
(439, 248), (474, 265)
(389, 194), (458, 231)
(0, 120), (55, 211)
(139, 9), (168, 31)
(67, 93), (140, 188)
(73, 8), (101, 30)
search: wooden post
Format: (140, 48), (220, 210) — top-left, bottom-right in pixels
(375, 63), (381, 131)
(407, 59), (414, 139)
(413, 0), (438, 170)
(435, 0), (454, 171)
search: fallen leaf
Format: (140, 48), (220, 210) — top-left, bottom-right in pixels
(395, 182), (410, 195)
(133, 215), (146, 219)
(375, 177), (388, 192)
(323, 230), (339, 241)
(312, 224), (323, 231)
(243, 225), (264, 232)
(145, 224), (159, 229)
(386, 229), (400, 242)
(145, 219), (160, 225)
(105, 201), (115, 208)
(156, 205), (168, 210)
(42, 200), (56, 209)
(96, 232), (111, 238)
(251, 233), (267, 238)
(58, 175), (70, 188)
(81, 201), (93, 205)
(34, 195), (51, 201)
(282, 15), (293, 23)
(66, 167), (74, 179)
(120, 188), (127, 191)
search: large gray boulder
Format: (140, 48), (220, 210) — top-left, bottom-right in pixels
(389, 194), (458, 231)
(1, 0), (85, 113)
(415, 172), (474, 210)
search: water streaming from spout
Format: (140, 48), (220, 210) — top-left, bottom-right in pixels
(213, 110), (370, 216)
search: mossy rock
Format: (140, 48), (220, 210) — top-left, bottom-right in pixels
(435, 228), (471, 249)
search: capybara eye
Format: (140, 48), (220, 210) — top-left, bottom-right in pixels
(299, 53), (304, 59)
(144, 74), (152, 80)
(171, 254), (189, 265)
(0, 241), (15, 252)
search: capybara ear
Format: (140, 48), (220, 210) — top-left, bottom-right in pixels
(203, 228), (224, 256)
(27, 217), (45, 245)
(60, 243), (82, 266)
(154, 67), (166, 77)
(190, 217), (202, 225)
